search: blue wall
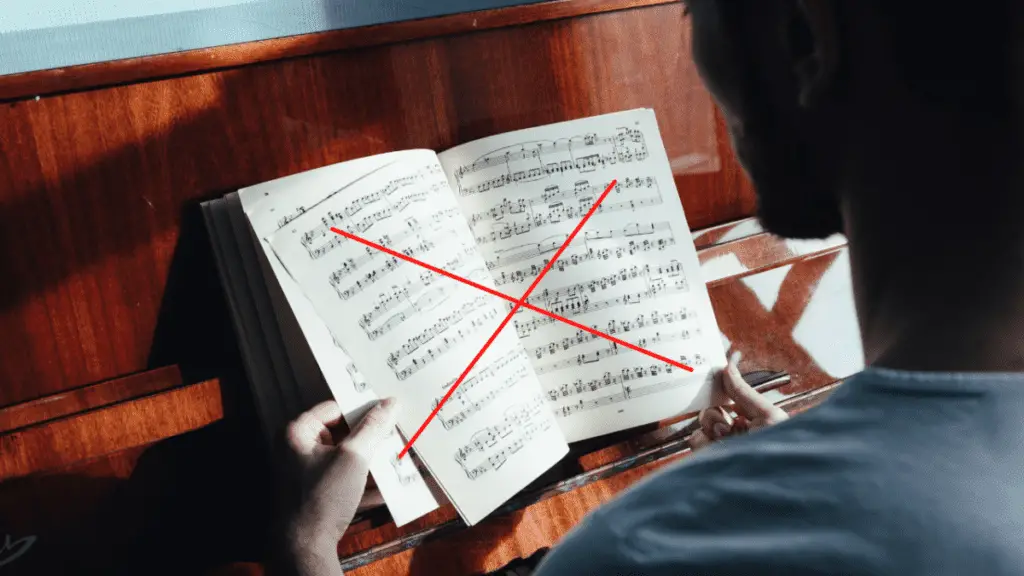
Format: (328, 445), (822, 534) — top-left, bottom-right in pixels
(0, 0), (545, 76)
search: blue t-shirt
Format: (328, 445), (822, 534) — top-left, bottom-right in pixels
(536, 368), (1024, 575)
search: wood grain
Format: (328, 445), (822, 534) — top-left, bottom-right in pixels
(0, 378), (223, 479)
(0, 1), (750, 408)
(0, 0), (678, 102)
(0, 1), (856, 574)
(0, 365), (182, 433)
(347, 383), (839, 575)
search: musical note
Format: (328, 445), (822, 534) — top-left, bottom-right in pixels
(455, 394), (553, 480)
(334, 244), (477, 301)
(554, 362), (709, 419)
(438, 363), (531, 430)
(393, 302), (501, 380)
(454, 127), (648, 196)
(346, 362), (368, 393)
(530, 307), (695, 360)
(512, 262), (685, 310)
(389, 450), (420, 486)
(545, 361), (685, 402)
(513, 278), (691, 338)
(487, 235), (676, 270)
(437, 110), (724, 443)
(473, 206), (668, 245)
(303, 202), (459, 260)
(533, 329), (693, 376)
(466, 176), (656, 227)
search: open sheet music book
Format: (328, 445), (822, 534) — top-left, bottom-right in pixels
(202, 109), (726, 527)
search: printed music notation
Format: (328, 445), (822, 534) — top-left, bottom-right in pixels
(333, 244), (477, 301)
(455, 394), (553, 480)
(365, 286), (450, 341)
(389, 451), (419, 486)
(554, 368), (709, 419)
(487, 234), (676, 271)
(326, 229), (459, 286)
(517, 261), (685, 310)
(432, 349), (530, 430)
(474, 206), (669, 245)
(486, 221), (671, 265)
(453, 127), (649, 196)
(386, 295), (491, 364)
(302, 204), (459, 260)
(437, 363), (531, 430)
(491, 238), (679, 284)
(533, 329), (693, 376)
(359, 267), (489, 328)
(276, 205), (308, 230)
(546, 361), (684, 402)
(394, 301), (501, 380)
(530, 307), (695, 360)
(346, 362), (369, 393)
(513, 277), (691, 338)
(467, 176), (655, 226)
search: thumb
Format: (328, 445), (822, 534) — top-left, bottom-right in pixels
(314, 398), (400, 533)
(340, 398), (400, 467)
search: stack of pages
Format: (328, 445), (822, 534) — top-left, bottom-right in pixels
(202, 109), (726, 526)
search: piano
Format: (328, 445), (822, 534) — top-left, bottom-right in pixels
(0, 1), (861, 573)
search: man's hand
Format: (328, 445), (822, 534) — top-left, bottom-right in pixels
(688, 354), (788, 451)
(274, 398), (398, 576)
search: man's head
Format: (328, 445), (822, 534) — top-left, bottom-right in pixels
(685, 0), (1022, 239)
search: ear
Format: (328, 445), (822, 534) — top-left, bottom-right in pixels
(793, 0), (840, 108)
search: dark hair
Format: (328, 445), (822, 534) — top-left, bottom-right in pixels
(873, 3), (1017, 115)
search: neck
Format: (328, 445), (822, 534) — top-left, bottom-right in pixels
(842, 123), (1024, 373)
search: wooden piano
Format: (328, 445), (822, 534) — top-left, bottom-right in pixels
(0, 1), (862, 574)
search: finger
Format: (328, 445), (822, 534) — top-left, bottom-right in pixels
(698, 407), (733, 441)
(688, 429), (711, 451)
(341, 398), (400, 465)
(306, 400), (344, 427)
(720, 354), (778, 421)
(286, 405), (339, 457)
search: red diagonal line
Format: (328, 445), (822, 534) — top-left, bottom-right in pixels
(330, 179), (693, 458)
(327, 238), (695, 373)
(398, 178), (613, 457)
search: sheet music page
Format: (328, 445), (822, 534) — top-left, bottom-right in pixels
(438, 109), (727, 442)
(265, 150), (568, 525)
(238, 152), (438, 526)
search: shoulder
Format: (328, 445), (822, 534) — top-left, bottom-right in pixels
(537, 411), (891, 575)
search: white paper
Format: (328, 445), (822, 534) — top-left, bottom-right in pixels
(237, 153), (438, 526)
(439, 109), (726, 442)
(266, 151), (568, 525)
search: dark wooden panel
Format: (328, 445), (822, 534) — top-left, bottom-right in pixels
(0, 365), (182, 433)
(0, 1), (754, 407)
(0, 378), (223, 479)
(337, 235), (856, 574)
(0, 2), (776, 574)
(0, 0), (677, 102)
(0, 396), (274, 576)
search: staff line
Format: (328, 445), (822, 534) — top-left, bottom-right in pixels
(328, 179), (695, 457)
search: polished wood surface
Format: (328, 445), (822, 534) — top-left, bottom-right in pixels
(0, 1), (858, 574)
(0, 365), (182, 434)
(0, 0), (677, 102)
(0, 0), (748, 409)
(0, 377), (222, 480)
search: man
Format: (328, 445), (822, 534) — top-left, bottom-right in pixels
(277, 0), (1024, 574)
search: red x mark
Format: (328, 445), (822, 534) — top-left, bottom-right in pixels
(331, 179), (694, 458)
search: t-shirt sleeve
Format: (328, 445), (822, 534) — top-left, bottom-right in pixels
(534, 433), (885, 576)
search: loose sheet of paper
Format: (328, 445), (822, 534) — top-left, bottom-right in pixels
(266, 150), (568, 525)
(238, 153), (438, 526)
(439, 109), (726, 442)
